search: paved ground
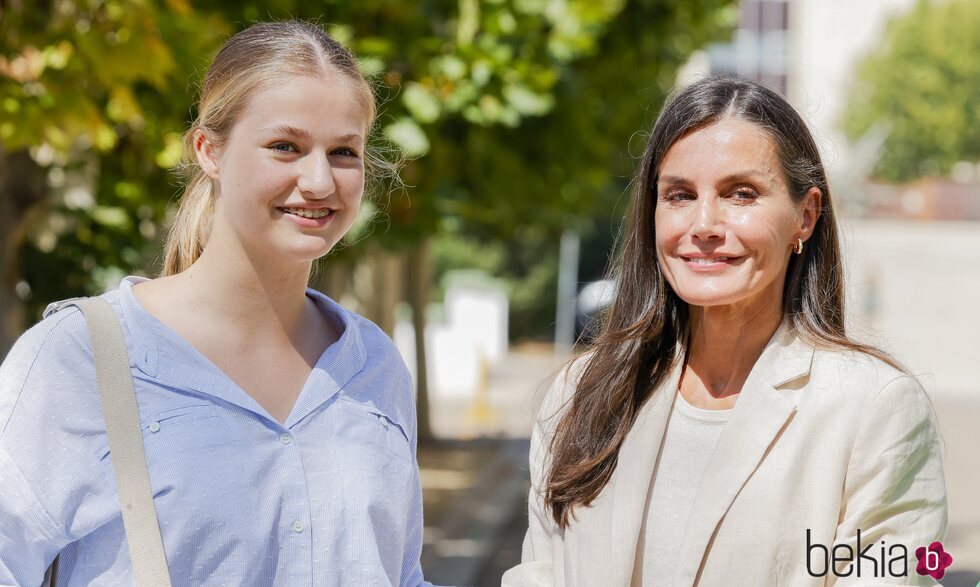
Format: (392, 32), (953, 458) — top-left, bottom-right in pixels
(933, 396), (980, 584)
(418, 438), (530, 586)
(419, 344), (565, 586)
(426, 342), (570, 441)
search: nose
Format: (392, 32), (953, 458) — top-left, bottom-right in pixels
(691, 196), (724, 241)
(296, 154), (336, 199)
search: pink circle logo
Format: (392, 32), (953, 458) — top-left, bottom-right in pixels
(915, 541), (953, 580)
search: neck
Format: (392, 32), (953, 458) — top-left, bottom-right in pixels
(174, 230), (315, 342)
(684, 293), (784, 398)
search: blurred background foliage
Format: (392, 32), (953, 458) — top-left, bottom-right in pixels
(843, 0), (980, 183)
(0, 0), (738, 354)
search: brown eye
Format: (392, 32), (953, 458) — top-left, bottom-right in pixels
(662, 190), (694, 202)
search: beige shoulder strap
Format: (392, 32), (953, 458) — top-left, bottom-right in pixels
(62, 297), (173, 586)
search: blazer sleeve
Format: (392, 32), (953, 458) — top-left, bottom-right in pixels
(830, 374), (948, 587)
(501, 364), (579, 587)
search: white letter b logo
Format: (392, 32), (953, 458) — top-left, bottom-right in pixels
(925, 550), (940, 571)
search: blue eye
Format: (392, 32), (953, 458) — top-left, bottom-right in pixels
(332, 147), (360, 158)
(269, 142), (297, 153)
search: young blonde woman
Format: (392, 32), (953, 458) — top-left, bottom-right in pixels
(0, 21), (430, 586)
(504, 77), (947, 586)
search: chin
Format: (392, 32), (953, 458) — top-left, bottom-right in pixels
(298, 245), (337, 261)
(678, 295), (746, 308)
(672, 284), (754, 308)
(276, 238), (338, 262)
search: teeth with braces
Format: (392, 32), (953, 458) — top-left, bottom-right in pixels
(283, 207), (332, 219)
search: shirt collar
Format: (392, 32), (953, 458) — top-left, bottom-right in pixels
(117, 275), (367, 427)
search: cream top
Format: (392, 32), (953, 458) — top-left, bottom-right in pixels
(633, 391), (732, 586)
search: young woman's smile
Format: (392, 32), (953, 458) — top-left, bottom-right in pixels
(277, 205), (337, 227)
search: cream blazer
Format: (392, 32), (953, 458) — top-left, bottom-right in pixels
(502, 321), (947, 587)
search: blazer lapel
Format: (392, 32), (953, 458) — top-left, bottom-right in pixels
(673, 321), (814, 585)
(597, 359), (683, 587)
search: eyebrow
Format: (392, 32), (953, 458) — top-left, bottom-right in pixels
(657, 171), (769, 186)
(261, 125), (364, 145)
(262, 124), (311, 140)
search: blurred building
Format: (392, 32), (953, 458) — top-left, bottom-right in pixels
(706, 0), (791, 95)
(682, 0), (918, 175)
(676, 0), (980, 222)
(860, 176), (980, 221)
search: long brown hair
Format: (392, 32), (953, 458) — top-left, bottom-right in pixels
(162, 21), (377, 276)
(545, 75), (902, 528)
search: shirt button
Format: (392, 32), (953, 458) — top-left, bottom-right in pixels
(148, 422), (161, 433)
(292, 520), (305, 533)
(279, 433), (292, 445)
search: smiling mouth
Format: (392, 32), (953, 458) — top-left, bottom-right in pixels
(279, 207), (334, 219)
(682, 256), (736, 264)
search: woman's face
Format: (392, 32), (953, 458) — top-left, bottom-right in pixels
(196, 73), (369, 264)
(654, 117), (820, 312)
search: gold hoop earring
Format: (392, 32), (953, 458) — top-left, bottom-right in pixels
(793, 238), (804, 255)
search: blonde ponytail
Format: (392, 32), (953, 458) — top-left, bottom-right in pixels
(161, 167), (214, 276)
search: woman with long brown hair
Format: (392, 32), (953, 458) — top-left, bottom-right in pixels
(504, 76), (947, 586)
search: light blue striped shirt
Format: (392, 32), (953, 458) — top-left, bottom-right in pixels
(0, 276), (430, 586)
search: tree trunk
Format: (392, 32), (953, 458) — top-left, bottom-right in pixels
(0, 149), (46, 360)
(354, 247), (402, 337)
(315, 257), (350, 303)
(405, 239), (432, 443)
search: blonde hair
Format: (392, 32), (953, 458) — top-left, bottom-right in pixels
(162, 21), (377, 276)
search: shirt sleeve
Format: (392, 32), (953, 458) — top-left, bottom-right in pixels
(0, 310), (113, 585)
(830, 374), (948, 586)
(0, 446), (64, 583)
(400, 460), (434, 587)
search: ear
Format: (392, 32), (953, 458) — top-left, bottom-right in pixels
(192, 128), (221, 180)
(797, 187), (823, 242)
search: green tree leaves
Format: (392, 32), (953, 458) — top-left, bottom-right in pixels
(843, 0), (980, 182)
(2, 0), (735, 336)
